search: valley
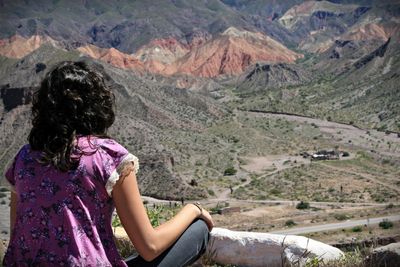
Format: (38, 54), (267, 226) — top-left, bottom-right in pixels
(0, 0), (399, 258)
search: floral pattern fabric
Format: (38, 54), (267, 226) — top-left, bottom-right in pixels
(3, 137), (136, 267)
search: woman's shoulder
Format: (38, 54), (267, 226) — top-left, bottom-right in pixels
(77, 136), (128, 159)
(13, 143), (36, 160)
(98, 138), (129, 161)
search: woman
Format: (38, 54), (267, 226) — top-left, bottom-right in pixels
(3, 61), (213, 266)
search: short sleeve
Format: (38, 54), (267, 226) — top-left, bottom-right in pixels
(97, 139), (139, 197)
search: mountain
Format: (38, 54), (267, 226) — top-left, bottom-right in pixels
(280, 1), (364, 52)
(165, 27), (303, 78)
(0, 0), (252, 53)
(2, 27), (301, 79)
(234, 16), (400, 132)
(79, 26), (303, 78)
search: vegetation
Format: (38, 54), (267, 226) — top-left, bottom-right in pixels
(351, 226), (363, 232)
(112, 205), (179, 231)
(112, 205), (180, 257)
(378, 219), (393, 229)
(310, 249), (367, 267)
(285, 220), (297, 227)
(224, 166), (237, 176)
(296, 201), (310, 210)
(342, 151), (350, 157)
(334, 213), (350, 221)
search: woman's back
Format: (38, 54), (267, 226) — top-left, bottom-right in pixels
(4, 136), (131, 266)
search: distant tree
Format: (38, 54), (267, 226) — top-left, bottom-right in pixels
(224, 166), (237, 176)
(296, 201), (310, 209)
(189, 179), (198, 186)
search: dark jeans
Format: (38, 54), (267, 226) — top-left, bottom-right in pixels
(125, 219), (209, 267)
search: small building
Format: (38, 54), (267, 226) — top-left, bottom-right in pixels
(311, 150), (339, 161)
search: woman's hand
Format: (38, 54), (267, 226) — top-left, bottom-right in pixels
(199, 208), (214, 231)
(189, 203), (214, 231)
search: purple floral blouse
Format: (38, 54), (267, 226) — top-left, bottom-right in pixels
(3, 137), (139, 267)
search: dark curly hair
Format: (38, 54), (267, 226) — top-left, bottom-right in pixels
(28, 61), (115, 171)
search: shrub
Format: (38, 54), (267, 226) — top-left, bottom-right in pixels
(207, 189), (215, 196)
(379, 219), (393, 229)
(386, 203), (394, 209)
(112, 214), (122, 229)
(224, 166), (237, 176)
(351, 226), (362, 232)
(334, 213), (350, 221)
(285, 220), (297, 227)
(270, 188), (281, 195)
(210, 206), (221, 214)
(147, 206), (165, 227)
(296, 201), (310, 209)
(189, 179), (198, 186)
(231, 136), (240, 143)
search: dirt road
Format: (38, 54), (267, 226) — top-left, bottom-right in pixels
(269, 214), (400, 235)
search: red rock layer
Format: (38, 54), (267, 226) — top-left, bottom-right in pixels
(1, 29), (303, 78)
(77, 44), (145, 72)
(0, 34), (58, 58)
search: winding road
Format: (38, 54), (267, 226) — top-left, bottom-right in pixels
(269, 215), (400, 235)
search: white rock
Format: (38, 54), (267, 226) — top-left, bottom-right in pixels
(207, 228), (344, 267)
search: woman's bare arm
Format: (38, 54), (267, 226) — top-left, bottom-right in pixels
(112, 164), (213, 262)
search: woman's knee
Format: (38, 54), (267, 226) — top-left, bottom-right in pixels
(191, 219), (210, 247)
